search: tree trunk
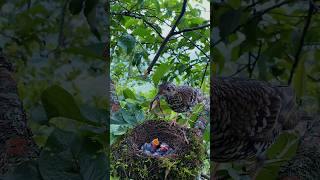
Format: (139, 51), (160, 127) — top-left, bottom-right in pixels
(278, 117), (320, 180)
(0, 54), (38, 175)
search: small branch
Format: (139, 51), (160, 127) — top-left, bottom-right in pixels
(230, 64), (248, 77)
(213, 0), (292, 48)
(200, 61), (209, 87)
(144, 0), (188, 77)
(112, 11), (164, 38)
(288, 1), (314, 85)
(307, 74), (320, 82)
(57, 0), (69, 49)
(181, 34), (210, 59)
(244, 0), (266, 11)
(172, 23), (210, 35)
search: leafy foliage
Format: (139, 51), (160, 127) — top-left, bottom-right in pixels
(0, 0), (107, 179)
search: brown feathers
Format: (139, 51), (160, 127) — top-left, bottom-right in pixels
(211, 77), (301, 162)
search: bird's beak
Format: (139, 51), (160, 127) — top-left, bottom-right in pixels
(149, 94), (160, 111)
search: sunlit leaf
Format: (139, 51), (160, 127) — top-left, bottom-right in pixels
(123, 88), (136, 99)
(152, 63), (170, 86)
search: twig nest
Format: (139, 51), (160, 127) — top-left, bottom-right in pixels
(111, 120), (206, 179)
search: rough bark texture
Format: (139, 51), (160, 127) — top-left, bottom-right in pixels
(0, 54), (38, 175)
(278, 117), (320, 180)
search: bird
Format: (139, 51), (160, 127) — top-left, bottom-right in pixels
(211, 77), (308, 178)
(150, 82), (208, 126)
(151, 138), (160, 150)
(141, 138), (160, 155)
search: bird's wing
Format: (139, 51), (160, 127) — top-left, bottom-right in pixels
(177, 85), (199, 106)
(213, 78), (282, 140)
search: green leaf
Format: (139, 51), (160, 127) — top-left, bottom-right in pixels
(63, 43), (105, 60)
(293, 55), (306, 98)
(110, 124), (128, 135)
(132, 52), (143, 66)
(39, 150), (81, 180)
(212, 48), (225, 74)
(111, 109), (128, 125)
(2, 160), (42, 180)
(30, 105), (48, 125)
(44, 128), (77, 152)
(121, 110), (138, 125)
(69, 0), (85, 15)
(123, 88), (136, 99)
(49, 117), (105, 135)
(243, 18), (261, 45)
(152, 63), (170, 86)
(117, 34), (136, 54)
(79, 153), (108, 180)
(40, 85), (100, 126)
(265, 42), (285, 59)
(231, 46), (240, 61)
(80, 105), (107, 124)
(134, 110), (145, 122)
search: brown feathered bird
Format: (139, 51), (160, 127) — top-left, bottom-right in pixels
(150, 83), (208, 125)
(211, 77), (307, 177)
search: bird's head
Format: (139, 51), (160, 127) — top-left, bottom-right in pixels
(151, 138), (160, 149)
(149, 83), (176, 112)
(157, 83), (176, 97)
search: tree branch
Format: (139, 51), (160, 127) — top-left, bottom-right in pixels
(307, 74), (320, 82)
(172, 23), (210, 36)
(111, 11), (164, 38)
(144, 0), (188, 77)
(57, 0), (69, 49)
(201, 61), (209, 87)
(287, 1), (314, 85)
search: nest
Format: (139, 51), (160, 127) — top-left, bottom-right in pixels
(111, 120), (205, 180)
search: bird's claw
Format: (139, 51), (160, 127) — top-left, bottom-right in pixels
(170, 120), (177, 126)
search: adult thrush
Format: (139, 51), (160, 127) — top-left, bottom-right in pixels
(150, 83), (208, 125)
(211, 77), (308, 177)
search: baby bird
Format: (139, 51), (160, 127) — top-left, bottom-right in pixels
(150, 83), (206, 125)
(141, 138), (160, 155)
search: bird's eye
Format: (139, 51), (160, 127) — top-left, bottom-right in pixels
(166, 87), (171, 91)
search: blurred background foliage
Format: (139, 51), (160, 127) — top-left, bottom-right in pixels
(212, 0), (320, 179)
(0, 0), (108, 179)
(110, 0), (210, 178)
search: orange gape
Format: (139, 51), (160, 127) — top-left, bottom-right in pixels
(151, 138), (160, 148)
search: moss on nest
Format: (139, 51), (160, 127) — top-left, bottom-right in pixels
(110, 120), (206, 180)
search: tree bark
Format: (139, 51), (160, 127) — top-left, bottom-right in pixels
(0, 54), (38, 175)
(278, 117), (320, 180)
